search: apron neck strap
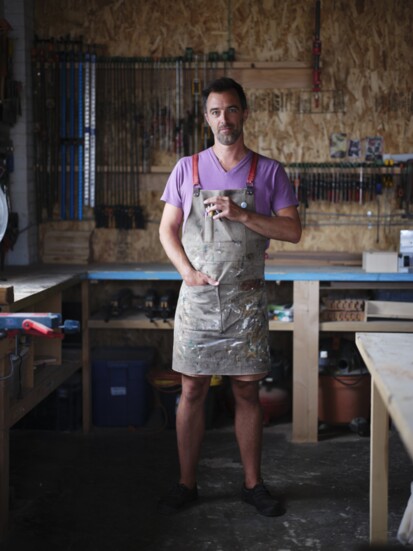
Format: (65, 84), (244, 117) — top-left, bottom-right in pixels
(192, 153), (201, 196)
(191, 151), (259, 195)
(246, 152), (259, 194)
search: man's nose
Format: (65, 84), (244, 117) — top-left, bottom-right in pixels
(219, 111), (229, 123)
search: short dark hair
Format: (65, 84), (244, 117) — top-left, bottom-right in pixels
(202, 77), (248, 112)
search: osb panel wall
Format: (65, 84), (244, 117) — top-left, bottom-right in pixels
(34, 0), (413, 262)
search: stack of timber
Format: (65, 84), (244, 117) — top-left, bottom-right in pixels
(320, 297), (365, 322)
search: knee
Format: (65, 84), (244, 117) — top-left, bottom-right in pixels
(231, 380), (259, 405)
(181, 376), (211, 404)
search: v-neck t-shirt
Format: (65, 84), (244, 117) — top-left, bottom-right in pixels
(161, 148), (298, 230)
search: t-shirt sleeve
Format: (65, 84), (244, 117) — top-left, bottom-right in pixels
(160, 161), (184, 209)
(271, 162), (298, 213)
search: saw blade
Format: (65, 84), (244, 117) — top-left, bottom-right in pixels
(0, 187), (8, 243)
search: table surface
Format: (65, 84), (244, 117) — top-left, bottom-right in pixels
(85, 263), (413, 282)
(356, 332), (413, 460)
(2, 263), (412, 307)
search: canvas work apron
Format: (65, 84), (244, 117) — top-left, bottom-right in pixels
(172, 152), (270, 377)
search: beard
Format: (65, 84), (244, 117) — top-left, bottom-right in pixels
(216, 125), (242, 145)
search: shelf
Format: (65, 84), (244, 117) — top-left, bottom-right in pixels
(320, 321), (413, 332)
(89, 313), (293, 331)
(89, 312), (174, 329)
(269, 320), (294, 331)
(9, 349), (82, 427)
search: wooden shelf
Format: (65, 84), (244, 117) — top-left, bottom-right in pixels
(269, 320), (294, 331)
(320, 321), (413, 332)
(88, 312), (174, 329)
(89, 312), (293, 331)
(8, 349), (82, 428)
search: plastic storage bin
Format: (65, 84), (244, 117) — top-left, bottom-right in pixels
(92, 346), (155, 427)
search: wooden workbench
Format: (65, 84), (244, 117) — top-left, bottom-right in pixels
(85, 263), (413, 443)
(356, 332), (413, 544)
(0, 267), (87, 540)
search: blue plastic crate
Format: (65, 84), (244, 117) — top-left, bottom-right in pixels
(92, 346), (155, 427)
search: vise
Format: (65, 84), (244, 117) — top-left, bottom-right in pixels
(0, 312), (79, 339)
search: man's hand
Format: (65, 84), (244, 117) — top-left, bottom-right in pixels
(204, 195), (247, 223)
(182, 267), (219, 287)
(203, 197), (302, 243)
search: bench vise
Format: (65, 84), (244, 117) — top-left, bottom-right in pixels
(0, 312), (80, 339)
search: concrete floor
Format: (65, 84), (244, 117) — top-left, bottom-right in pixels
(3, 413), (412, 551)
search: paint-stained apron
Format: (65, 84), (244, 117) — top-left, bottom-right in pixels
(173, 152), (270, 376)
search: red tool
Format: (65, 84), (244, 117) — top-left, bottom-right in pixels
(312, 0), (322, 107)
(0, 312), (79, 339)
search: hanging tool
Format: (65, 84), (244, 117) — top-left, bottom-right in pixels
(78, 48), (84, 219)
(59, 47), (67, 219)
(312, 0), (322, 108)
(83, 50), (91, 208)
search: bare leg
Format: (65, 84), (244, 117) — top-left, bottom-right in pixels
(230, 378), (263, 488)
(176, 374), (211, 488)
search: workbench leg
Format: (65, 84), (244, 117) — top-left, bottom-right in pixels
(292, 280), (319, 443)
(0, 427), (9, 541)
(370, 380), (389, 544)
(81, 279), (91, 433)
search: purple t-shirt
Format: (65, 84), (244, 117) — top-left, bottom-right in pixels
(161, 147), (297, 227)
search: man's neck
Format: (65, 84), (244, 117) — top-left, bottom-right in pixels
(212, 142), (249, 171)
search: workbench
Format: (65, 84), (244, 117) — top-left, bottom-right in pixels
(0, 268), (87, 540)
(356, 332), (413, 544)
(84, 263), (413, 443)
(1, 263), (413, 540)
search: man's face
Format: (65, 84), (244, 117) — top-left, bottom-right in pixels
(204, 89), (248, 146)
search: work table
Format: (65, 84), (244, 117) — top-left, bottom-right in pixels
(84, 263), (413, 281)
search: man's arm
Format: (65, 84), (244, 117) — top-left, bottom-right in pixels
(204, 197), (302, 244)
(159, 203), (219, 286)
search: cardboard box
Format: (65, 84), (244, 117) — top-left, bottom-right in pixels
(362, 251), (398, 272)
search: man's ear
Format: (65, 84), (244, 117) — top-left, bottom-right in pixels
(243, 108), (249, 123)
(204, 112), (210, 126)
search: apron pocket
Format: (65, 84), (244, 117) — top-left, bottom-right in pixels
(178, 283), (222, 331)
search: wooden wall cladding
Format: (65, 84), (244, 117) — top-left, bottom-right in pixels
(34, 0), (413, 261)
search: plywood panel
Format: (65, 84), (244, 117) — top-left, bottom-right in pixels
(33, 0), (413, 262)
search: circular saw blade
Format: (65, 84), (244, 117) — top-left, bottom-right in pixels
(0, 187), (9, 243)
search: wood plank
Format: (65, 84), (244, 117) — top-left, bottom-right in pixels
(0, 286), (14, 305)
(365, 301), (413, 321)
(9, 360), (81, 427)
(370, 380), (389, 544)
(292, 280), (319, 443)
(227, 66), (312, 89)
(356, 332), (413, 544)
(356, 333), (413, 460)
(0, 339), (12, 540)
(321, 321), (413, 332)
(81, 280), (91, 433)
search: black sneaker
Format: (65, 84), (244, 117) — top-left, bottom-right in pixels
(158, 483), (198, 515)
(241, 481), (285, 517)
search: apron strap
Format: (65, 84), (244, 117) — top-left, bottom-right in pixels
(192, 154), (201, 196)
(246, 152), (259, 194)
(192, 151), (259, 195)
